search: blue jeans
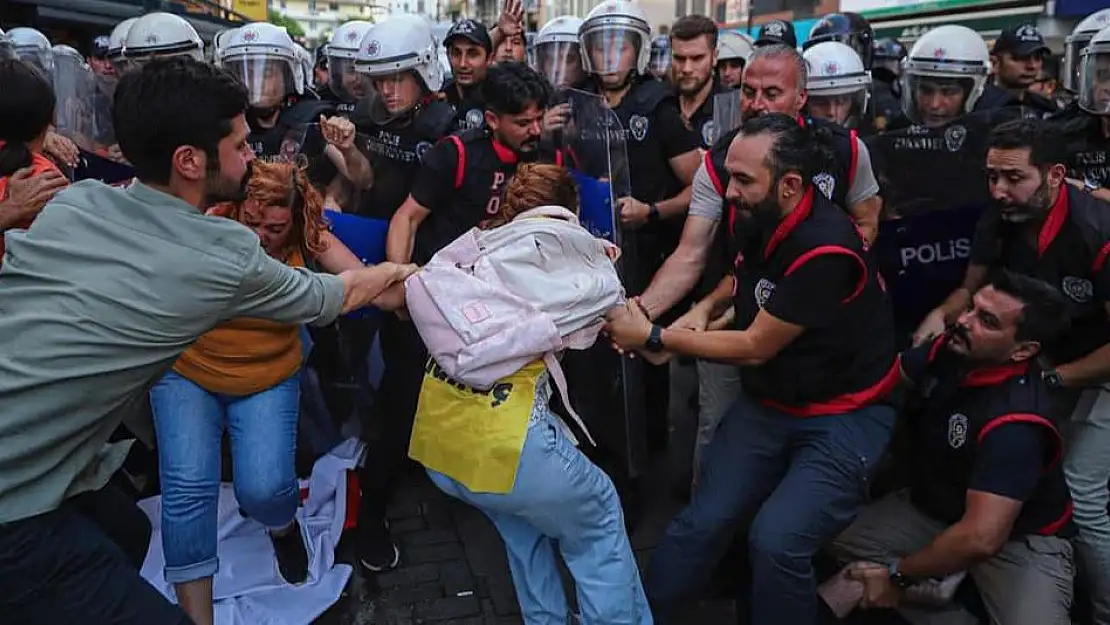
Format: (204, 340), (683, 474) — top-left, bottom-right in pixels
(427, 410), (652, 625)
(149, 370), (301, 584)
(646, 391), (895, 625)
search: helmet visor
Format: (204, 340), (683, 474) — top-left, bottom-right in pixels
(1078, 48), (1110, 115)
(226, 56), (294, 108)
(901, 74), (972, 127)
(330, 57), (372, 102)
(582, 28), (642, 75)
(806, 90), (869, 129)
(534, 41), (584, 88)
(1064, 36), (1091, 93)
(649, 45), (670, 75)
(360, 71), (423, 123)
(17, 47), (53, 77)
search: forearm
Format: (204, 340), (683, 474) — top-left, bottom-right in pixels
(339, 265), (403, 313)
(338, 145), (374, 189)
(898, 521), (1000, 580)
(386, 217), (417, 264)
(1057, 342), (1110, 387)
(656, 185), (692, 220)
(659, 325), (762, 365)
(640, 246), (709, 320)
(316, 232), (365, 273)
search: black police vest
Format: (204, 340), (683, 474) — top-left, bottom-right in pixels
(352, 100), (456, 220)
(729, 186), (897, 412)
(248, 97), (338, 189)
(701, 118), (857, 300)
(982, 186), (1110, 364)
(1051, 104), (1110, 191)
(908, 340), (1073, 537)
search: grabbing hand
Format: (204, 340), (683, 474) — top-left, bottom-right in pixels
(617, 197), (651, 229)
(43, 131), (79, 168)
(911, 309), (946, 347)
(846, 562), (903, 610)
(605, 298), (653, 350)
(320, 115), (356, 150)
(1, 168), (69, 226)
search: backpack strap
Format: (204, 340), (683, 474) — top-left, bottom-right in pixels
(542, 352), (597, 448)
(448, 135), (465, 189)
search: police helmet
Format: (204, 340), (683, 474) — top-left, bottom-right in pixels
(533, 16), (585, 88)
(901, 25), (989, 127)
(580, 0), (652, 77)
(803, 41), (871, 128)
(0, 29), (13, 61)
(8, 27), (54, 76)
(1064, 8), (1110, 93)
(219, 22), (302, 108)
(354, 14), (444, 92)
(805, 12), (874, 70)
(327, 20), (375, 101)
(717, 31), (755, 64)
(122, 12), (204, 67)
(650, 33), (671, 75)
(106, 17), (139, 70)
(1078, 24), (1110, 115)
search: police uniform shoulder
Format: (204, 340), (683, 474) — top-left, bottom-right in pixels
(790, 195), (863, 247)
(806, 116), (851, 138)
(1065, 186), (1110, 247)
(414, 100), (459, 138)
(629, 77), (677, 113)
(285, 97), (337, 125)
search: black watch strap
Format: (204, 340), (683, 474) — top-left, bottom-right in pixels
(644, 324), (665, 352)
(648, 203), (661, 222)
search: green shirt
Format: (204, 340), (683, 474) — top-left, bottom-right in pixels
(0, 180), (345, 523)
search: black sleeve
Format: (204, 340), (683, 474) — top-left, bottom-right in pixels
(764, 251), (862, 328)
(409, 138), (461, 212)
(899, 341), (934, 387)
(969, 421), (1049, 502)
(654, 102), (703, 161)
(969, 207), (1000, 266)
(1091, 237), (1110, 303)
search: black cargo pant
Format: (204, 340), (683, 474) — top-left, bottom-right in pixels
(358, 314), (427, 531)
(0, 482), (192, 625)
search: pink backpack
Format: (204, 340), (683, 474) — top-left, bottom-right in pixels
(404, 206), (625, 444)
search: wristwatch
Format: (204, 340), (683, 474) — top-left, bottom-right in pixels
(1085, 179), (1100, 194)
(648, 203), (661, 223)
(1042, 368), (1064, 389)
(644, 324), (665, 353)
(888, 559), (914, 589)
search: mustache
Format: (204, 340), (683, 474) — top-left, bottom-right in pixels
(945, 323), (971, 348)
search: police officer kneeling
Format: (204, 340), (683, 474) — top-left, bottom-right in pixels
(607, 113), (898, 625)
(828, 270), (1075, 625)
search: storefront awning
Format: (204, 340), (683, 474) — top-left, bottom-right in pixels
(871, 3), (1044, 44)
(12, 0), (243, 39)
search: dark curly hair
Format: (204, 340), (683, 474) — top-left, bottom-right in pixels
(481, 61), (552, 116)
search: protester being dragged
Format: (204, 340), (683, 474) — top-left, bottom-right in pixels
(0, 56), (413, 625)
(0, 59), (69, 264)
(400, 163), (651, 624)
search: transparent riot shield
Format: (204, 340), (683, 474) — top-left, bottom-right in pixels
(52, 51), (98, 154)
(708, 89), (743, 147)
(868, 110), (996, 344)
(551, 89), (649, 488)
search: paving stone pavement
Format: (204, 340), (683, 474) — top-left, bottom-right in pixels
(313, 466), (737, 625)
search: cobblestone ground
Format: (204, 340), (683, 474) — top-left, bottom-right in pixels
(314, 467), (738, 625)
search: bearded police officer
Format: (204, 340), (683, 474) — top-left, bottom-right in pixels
(326, 21), (375, 115)
(347, 14), (456, 572)
(670, 15), (731, 149)
(832, 270), (1075, 625)
(608, 114), (897, 625)
(915, 118), (1110, 623)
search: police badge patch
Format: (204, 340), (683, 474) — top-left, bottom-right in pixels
(944, 124), (967, 152)
(1062, 276), (1094, 303)
(701, 119), (717, 147)
(754, 278), (776, 309)
(629, 114), (649, 141)
(813, 172), (836, 200)
(465, 108), (485, 129)
(948, 413), (968, 449)
(415, 141), (433, 161)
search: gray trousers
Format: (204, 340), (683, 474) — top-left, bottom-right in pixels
(1064, 386), (1110, 625)
(829, 489), (1074, 625)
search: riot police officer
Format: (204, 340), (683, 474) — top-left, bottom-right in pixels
(803, 41), (872, 130)
(1054, 23), (1110, 202)
(716, 30), (753, 90)
(1063, 8), (1110, 96)
(7, 27), (54, 76)
(105, 16), (138, 75)
(900, 25), (990, 129)
(805, 12), (874, 70)
(219, 23), (371, 192)
(119, 12), (205, 72)
(649, 34), (671, 81)
(326, 20), (375, 115)
(871, 37), (905, 131)
(531, 15), (586, 89)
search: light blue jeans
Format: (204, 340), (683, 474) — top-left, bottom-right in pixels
(149, 370), (301, 584)
(427, 410), (652, 625)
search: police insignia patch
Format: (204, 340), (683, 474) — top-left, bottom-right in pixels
(813, 172), (836, 200)
(366, 40), (381, 57)
(465, 108), (484, 129)
(415, 141), (433, 161)
(701, 119), (717, 147)
(629, 114), (649, 141)
(1062, 276), (1094, 303)
(948, 413), (968, 449)
(943, 124), (967, 152)
(754, 278), (775, 309)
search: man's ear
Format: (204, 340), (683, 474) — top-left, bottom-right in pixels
(1010, 340), (1041, 363)
(171, 145), (206, 183)
(1046, 162), (1067, 191)
(484, 110), (499, 132)
(780, 171), (805, 199)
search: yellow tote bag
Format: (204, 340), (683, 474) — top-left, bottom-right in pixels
(408, 359), (546, 494)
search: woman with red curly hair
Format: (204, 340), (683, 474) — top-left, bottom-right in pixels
(147, 160), (381, 625)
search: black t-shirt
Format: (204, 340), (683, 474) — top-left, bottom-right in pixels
(900, 339), (1074, 537)
(443, 79), (487, 132)
(686, 82), (730, 150)
(247, 98), (339, 191)
(975, 83), (1058, 119)
(969, 186), (1110, 364)
(410, 129), (547, 263)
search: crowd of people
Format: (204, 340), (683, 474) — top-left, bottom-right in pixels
(2, 3), (1110, 625)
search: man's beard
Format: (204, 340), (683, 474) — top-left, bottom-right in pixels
(677, 74), (710, 97)
(997, 178), (1052, 223)
(735, 188), (784, 235)
(203, 159), (251, 206)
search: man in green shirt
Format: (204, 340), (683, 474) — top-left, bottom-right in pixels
(0, 57), (408, 624)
